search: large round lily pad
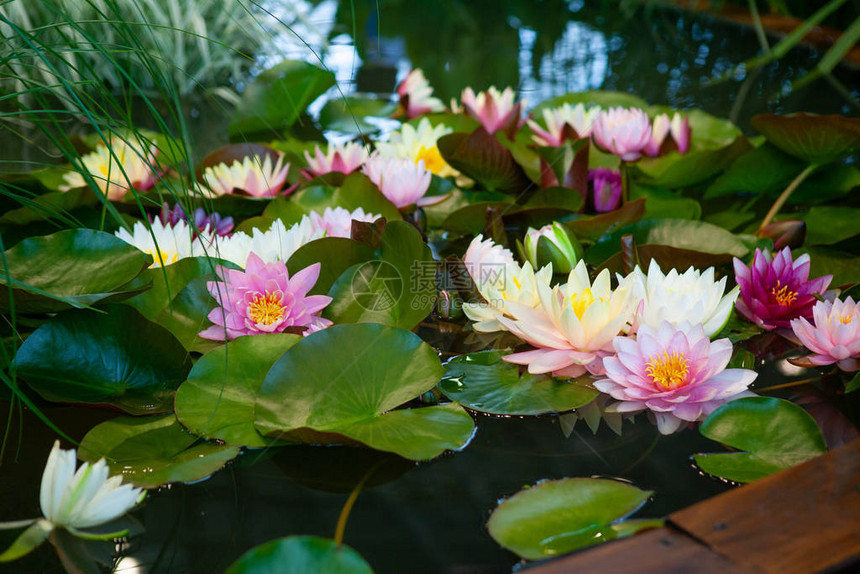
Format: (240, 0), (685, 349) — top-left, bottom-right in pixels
(0, 228), (150, 313)
(13, 305), (191, 414)
(750, 113), (860, 165)
(225, 536), (373, 574)
(440, 351), (598, 415)
(254, 323), (474, 460)
(78, 414), (240, 488)
(175, 334), (302, 447)
(487, 478), (655, 560)
(695, 396), (827, 483)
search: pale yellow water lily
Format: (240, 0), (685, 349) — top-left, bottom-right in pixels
(374, 118), (461, 180)
(115, 218), (207, 268)
(499, 261), (636, 378)
(527, 102), (601, 146)
(202, 153), (290, 198)
(60, 138), (159, 201)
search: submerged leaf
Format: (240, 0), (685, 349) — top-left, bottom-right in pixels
(225, 536), (373, 574)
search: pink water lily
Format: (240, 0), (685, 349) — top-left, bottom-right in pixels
(791, 297), (860, 372)
(527, 103), (600, 146)
(302, 141), (369, 178)
(644, 113), (691, 156)
(595, 322), (758, 434)
(459, 86), (524, 137)
(361, 154), (439, 209)
(309, 206), (381, 239)
(591, 107), (652, 161)
(589, 168), (622, 212)
(733, 247), (832, 330)
(396, 69), (445, 119)
(202, 153), (290, 198)
(200, 253), (331, 340)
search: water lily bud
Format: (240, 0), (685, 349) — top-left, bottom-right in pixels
(523, 222), (582, 274)
(435, 290), (463, 320)
(757, 219), (806, 250)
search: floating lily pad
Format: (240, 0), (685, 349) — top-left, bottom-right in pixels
(750, 113), (860, 165)
(286, 238), (376, 296)
(533, 91), (647, 114)
(634, 137), (750, 189)
(801, 206), (860, 246)
(441, 200), (520, 235)
(0, 229), (150, 313)
(564, 198), (646, 241)
(695, 396), (827, 483)
(325, 221), (436, 330)
(631, 185), (701, 220)
(255, 323), (474, 460)
(13, 305), (191, 414)
(585, 218), (748, 266)
(437, 128), (531, 193)
(78, 414), (239, 488)
(225, 536), (373, 574)
(124, 257), (220, 320)
(229, 60), (335, 138)
(802, 247), (860, 287)
(0, 186), (98, 225)
(440, 351), (598, 415)
(319, 94), (398, 134)
(155, 274), (219, 353)
(704, 142), (803, 199)
(487, 478), (655, 560)
(175, 334), (301, 447)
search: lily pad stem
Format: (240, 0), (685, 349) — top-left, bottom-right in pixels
(333, 461), (382, 546)
(758, 163), (816, 233)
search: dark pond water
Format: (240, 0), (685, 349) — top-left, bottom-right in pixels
(1, 1), (859, 573)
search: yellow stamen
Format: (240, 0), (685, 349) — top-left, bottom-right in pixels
(248, 292), (285, 325)
(645, 351), (690, 390)
(512, 275), (522, 291)
(569, 288), (594, 320)
(771, 280), (797, 307)
(838, 314), (853, 325)
(415, 146), (446, 175)
(143, 249), (178, 267)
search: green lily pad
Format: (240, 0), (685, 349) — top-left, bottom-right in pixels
(649, 107), (742, 149)
(634, 136), (751, 189)
(631, 185), (701, 220)
(254, 323), (474, 460)
(124, 257), (220, 320)
(229, 60), (335, 138)
(750, 113), (860, 165)
(286, 238), (376, 296)
(325, 221), (437, 331)
(225, 536), (373, 574)
(440, 351), (598, 415)
(78, 414), (239, 488)
(13, 305), (191, 414)
(441, 200), (520, 235)
(585, 218), (748, 266)
(437, 128), (531, 193)
(704, 143), (804, 199)
(319, 94), (398, 135)
(175, 334), (302, 447)
(0, 186), (99, 226)
(802, 206), (860, 246)
(0, 228), (150, 313)
(564, 198), (646, 241)
(695, 396), (827, 483)
(802, 247), (860, 287)
(155, 274), (219, 353)
(487, 478), (654, 560)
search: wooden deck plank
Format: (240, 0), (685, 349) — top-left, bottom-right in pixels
(670, 440), (860, 574)
(528, 440), (860, 573)
(523, 526), (757, 573)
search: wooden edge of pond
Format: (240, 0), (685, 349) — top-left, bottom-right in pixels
(526, 439), (860, 574)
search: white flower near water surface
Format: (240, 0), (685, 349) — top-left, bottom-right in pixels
(0, 441), (144, 563)
(115, 218), (211, 268)
(618, 260), (739, 338)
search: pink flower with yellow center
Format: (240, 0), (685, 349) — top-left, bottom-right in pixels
(733, 247), (832, 330)
(396, 69), (445, 119)
(791, 297), (860, 372)
(459, 86), (524, 137)
(200, 253), (332, 340)
(302, 141), (369, 179)
(595, 322), (758, 434)
(591, 107), (652, 161)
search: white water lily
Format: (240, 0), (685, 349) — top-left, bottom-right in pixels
(374, 118), (461, 180)
(208, 216), (324, 268)
(499, 261), (636, 378)
(40, 441), (144, 530)
(618, 260), (739, 338)
(309, 206), (381, 238)
(0, 441), (145, 562)
(115, 218), (206, 268)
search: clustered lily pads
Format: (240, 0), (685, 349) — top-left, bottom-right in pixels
(1, 59), (859, 572)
